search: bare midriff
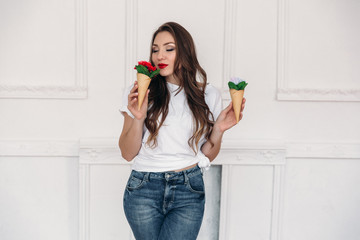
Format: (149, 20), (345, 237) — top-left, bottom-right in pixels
(172, 163), (198, 172)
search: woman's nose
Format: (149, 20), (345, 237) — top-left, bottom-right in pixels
(157, 50), (165, 60)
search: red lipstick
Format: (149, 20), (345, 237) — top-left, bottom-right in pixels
(158, 63), (168, 69)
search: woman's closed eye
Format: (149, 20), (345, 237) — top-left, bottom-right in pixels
(152, 49), (174, 53)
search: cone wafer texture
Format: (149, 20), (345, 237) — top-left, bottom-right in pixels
(137, 73), (151, 110)
(230, 89), (244, 123)
(228, 78), (247, 123)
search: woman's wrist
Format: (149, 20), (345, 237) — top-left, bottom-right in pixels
(211, 124), (225, 140)
(133, 117), (146, 128)
(214, 122), (225, 134)
(130, 108), (147, 122)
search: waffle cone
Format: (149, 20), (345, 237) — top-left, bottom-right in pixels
(230, 89), (244, 123)
(137, 73), (151, 110)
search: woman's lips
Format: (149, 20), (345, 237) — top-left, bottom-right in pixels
(158, 64), (168, 69)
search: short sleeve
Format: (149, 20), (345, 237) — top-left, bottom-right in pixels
(205, 84), (223, 121)
(119, 85), (135, 118)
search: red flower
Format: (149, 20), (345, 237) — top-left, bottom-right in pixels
(148, 66), (156, 72)
(137, 61), (157, 72)
(139, 61), (150, 67)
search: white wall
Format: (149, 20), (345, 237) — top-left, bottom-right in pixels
(1, 0), (360, 240)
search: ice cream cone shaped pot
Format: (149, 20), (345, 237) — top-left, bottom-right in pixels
(137, 73), (151, 110)
(230, 89), (244, 123)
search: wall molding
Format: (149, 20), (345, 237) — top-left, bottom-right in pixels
(2, 139), (358, 160)
(0, 0), (88, 99)
(124, 0), (138, 90)
(79, 138), (288, 164)
(217, 139), (286, 166)
(0, 85), (87, 99)
(0, 140), (78, 157)
(79, 138), (128, 165)
(276, 0), (360, 102)
(221, 0), (238, 101)
(286, 141), (360, 159)
(277, 88), (360, 102)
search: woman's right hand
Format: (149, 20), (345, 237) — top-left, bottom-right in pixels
(127, 81), (149, 120)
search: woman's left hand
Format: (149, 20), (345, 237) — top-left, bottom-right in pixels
(214, 98), (246, 133)
(202, 98), (246, 161)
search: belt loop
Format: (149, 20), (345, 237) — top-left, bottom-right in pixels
(143, 172), (150, 182)
(183, 170), (189, 184)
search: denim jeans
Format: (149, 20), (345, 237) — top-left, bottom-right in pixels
(123, 165), (205, 240)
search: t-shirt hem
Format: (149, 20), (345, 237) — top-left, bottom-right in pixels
(131, 161), (201, 172)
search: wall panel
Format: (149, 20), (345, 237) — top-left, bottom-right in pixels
(0, 154), (78, 240)
(224, 165), (274, 240)
(277, 0), (360, 101)
(0, 0), (87, 99)
(283, 158), (360, 240)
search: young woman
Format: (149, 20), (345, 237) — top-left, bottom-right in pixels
(119, 22), (246, 240)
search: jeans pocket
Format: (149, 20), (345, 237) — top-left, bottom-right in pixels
(126, 173), (146, 191)
(186, 174), (205, 194)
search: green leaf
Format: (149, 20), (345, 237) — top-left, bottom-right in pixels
(149, 69), (160, 78)
(238, 81), (248, 90)
(135, 65), (150, 76)
(228, 81), (248, 90)
(228, 82), (237, 90)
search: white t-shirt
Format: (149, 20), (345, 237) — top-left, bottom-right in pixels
(120, 81), (223, 172)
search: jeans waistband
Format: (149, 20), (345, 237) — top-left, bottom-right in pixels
(131, 164), (202, 181)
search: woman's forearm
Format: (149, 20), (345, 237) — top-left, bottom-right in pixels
(201, 126), (224, 162)
(119, 118), (144, 161)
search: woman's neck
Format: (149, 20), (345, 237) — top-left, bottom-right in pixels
(166, 75), (180, 85)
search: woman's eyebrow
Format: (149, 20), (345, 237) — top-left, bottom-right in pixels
(152, 42), (175, 47)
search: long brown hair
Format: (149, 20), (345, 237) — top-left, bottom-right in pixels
(145, 22), (214, 153)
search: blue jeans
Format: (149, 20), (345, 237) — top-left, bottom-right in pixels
(123, 165), (205, 240)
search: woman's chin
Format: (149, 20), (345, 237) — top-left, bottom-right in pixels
(159, 72), (170, 77)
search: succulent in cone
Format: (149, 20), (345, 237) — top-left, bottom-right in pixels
(228, 77), (248, 123)
(134, 61), (160, 110)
